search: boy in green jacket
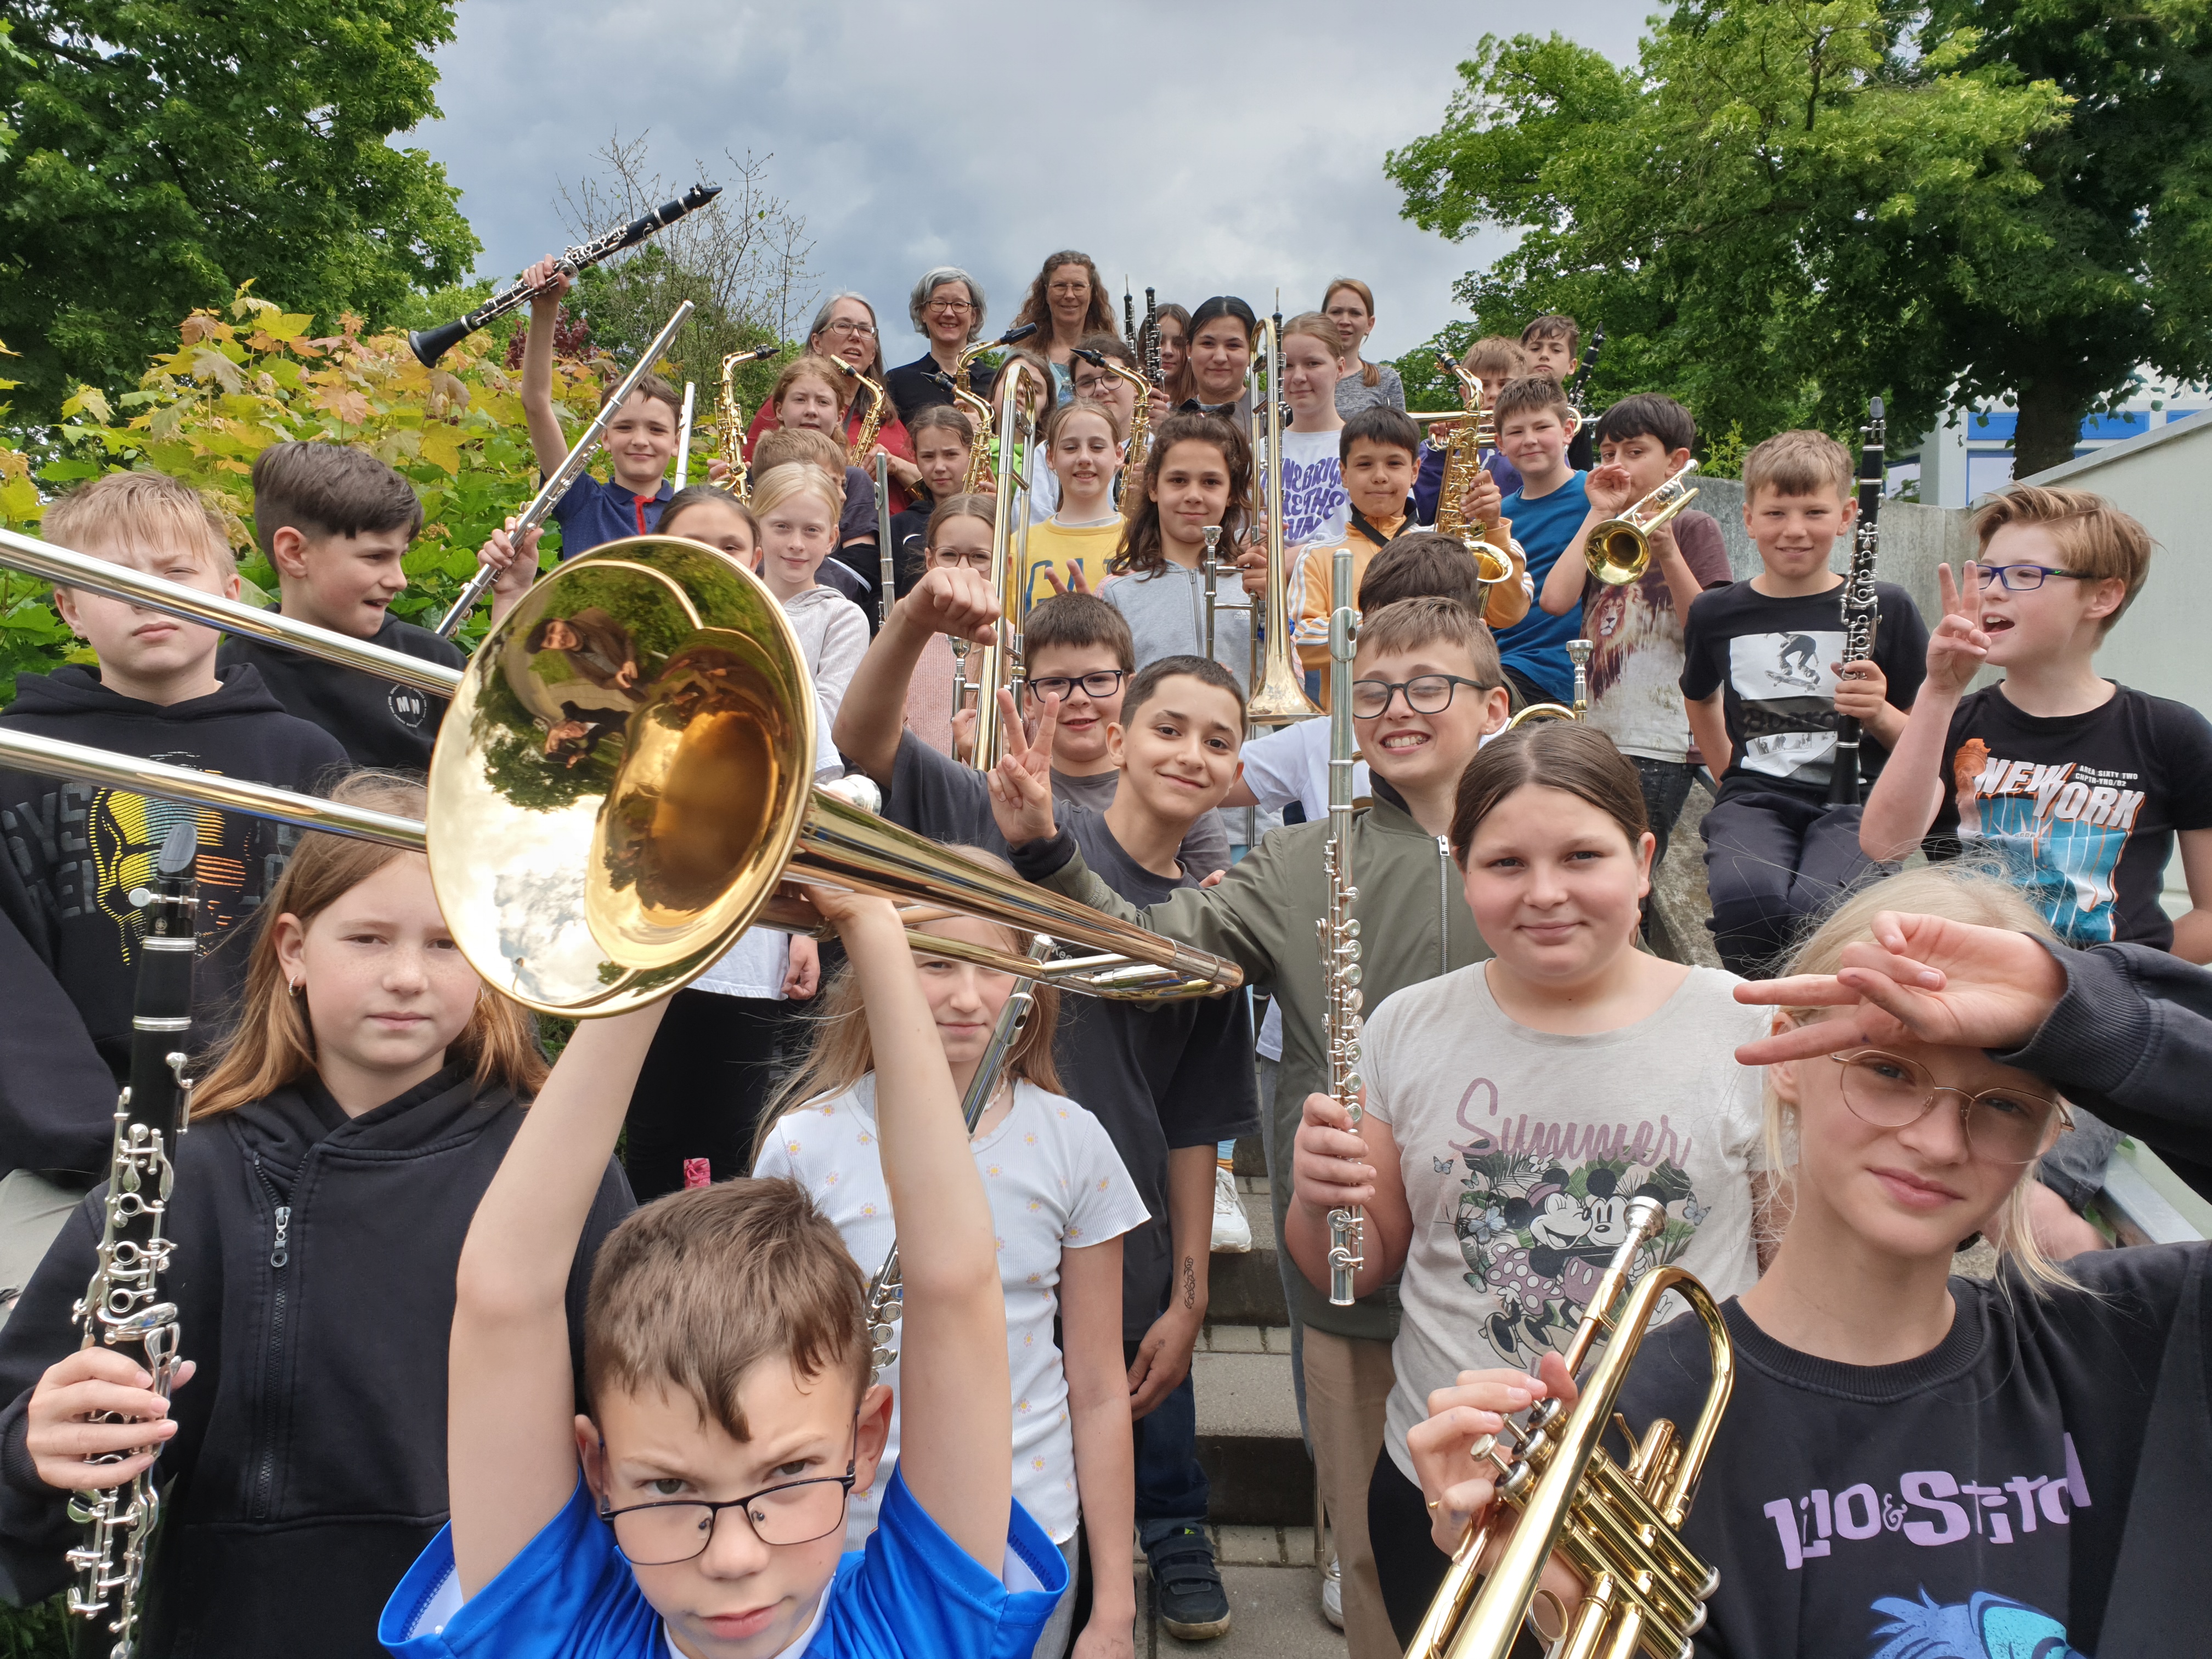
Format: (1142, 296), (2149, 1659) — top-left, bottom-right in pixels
(991, 586), (1506, 1658)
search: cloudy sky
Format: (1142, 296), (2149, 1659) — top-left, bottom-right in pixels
(415, 2), (1656, 364)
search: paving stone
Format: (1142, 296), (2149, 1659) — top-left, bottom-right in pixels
(1150, 1562), (1346, 1657)
(1207, 1323), (1266, 1353)
(1215, 1525), (1284, 1566)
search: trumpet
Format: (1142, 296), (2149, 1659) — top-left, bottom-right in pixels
(1502, 639), (1593, 730)
(0, 532), (1242, 1014)
(408, 183), (720, 367)
(1405, 1197), (1733, 1659)
(1584, 459), (1700, 586)
(1245, 310), (1322, 726)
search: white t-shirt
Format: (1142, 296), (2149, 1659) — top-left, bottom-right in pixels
(1361, 963), (1770, 1483)
(1238, 717), (1373, 823)
(755, 1075), (1149, 1545)
(1273, 428), (1350, 550)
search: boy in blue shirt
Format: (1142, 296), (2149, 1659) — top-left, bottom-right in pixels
(1488, 376), (1591, 710)
(519, 255), (682, 556)
(377, 881), (1066, 1658)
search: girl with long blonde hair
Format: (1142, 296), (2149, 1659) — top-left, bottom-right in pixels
(753, 871), (1148, 1659)
(6, 772), (632, 1658)
(1402, 860), (2212, 1657)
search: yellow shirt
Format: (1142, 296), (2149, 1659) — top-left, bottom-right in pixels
(1017, 520), (1124, 613)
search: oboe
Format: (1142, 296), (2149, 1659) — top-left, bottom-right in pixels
(67, 820), (198, 1659)
(1322, 545), (1366, 1306)
(1829, 396), (1886, 806)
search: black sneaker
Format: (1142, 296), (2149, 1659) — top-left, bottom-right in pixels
(1148, 1525), (1231, 1640)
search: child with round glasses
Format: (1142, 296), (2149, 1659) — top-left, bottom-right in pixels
(1401, 861), (2212, 1657)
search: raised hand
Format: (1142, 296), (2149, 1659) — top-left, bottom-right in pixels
(902, 565), (1000, 645)
(1041, 561), (1093, 598)
(1732, 908), (2068, 1064)
(1924, 561), (1990, 698)
(984, 686), (1059, 845)
(1582, 461), (1635, 517)
(521, 256), (574, 306)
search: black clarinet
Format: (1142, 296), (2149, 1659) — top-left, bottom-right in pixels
(1829, 396), (1887, 806)
(1567, 323), (1604, 400)
(66, 820), (198, 1659)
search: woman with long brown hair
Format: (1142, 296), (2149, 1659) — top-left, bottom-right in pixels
(2, 772), (631, 1659)
(1011, 251), (1120, 404)
(754, 862), (1148, 1659)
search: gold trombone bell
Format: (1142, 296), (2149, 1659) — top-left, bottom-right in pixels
(0, 532), (1242, 1017)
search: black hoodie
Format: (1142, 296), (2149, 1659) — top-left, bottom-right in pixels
(0, 1065), (634, 1658)
(218, 609), (462, 773)
(0, 664), (349, 1176)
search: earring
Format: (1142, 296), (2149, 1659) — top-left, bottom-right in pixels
(287, 977), (303, 996)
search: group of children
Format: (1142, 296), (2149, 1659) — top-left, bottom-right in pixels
(0, 260), (2208, 1659)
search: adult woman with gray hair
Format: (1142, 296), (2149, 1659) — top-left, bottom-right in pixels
(746, 290), (921, 502)
(886, 266), (996, 425)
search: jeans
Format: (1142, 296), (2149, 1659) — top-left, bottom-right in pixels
(1628, 755), (1697, 876)
(2040, 1108), (2122, 1214)
(1700, 789), (1887, 979)
(1124, 1337), (1210, 1536)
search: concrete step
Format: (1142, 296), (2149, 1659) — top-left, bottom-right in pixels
(1192, 1324), (1312, 1526)
(1209, 1173), (1288, 1326)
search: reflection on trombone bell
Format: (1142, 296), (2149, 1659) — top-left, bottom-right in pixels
(1585, 459), (1701, 587)
(1502, 640), (1594, 730)
(0, 532), (1242, 1019)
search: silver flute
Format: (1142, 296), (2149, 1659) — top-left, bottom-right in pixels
(865, 936), (1053, 1377)
(1322, 544), (1367, 1306)
(436, 299), (696, 639)
(67, 821), (198, 1658)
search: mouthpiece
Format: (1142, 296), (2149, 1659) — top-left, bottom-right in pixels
(1000, 323), (1039, 346)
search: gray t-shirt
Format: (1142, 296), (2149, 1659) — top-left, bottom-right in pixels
(886, 732), (1260, 1334)
(1050, 766), (1231, 880)
(1333, 364), (1407, 417)
(1361, 962), (1770, 1482)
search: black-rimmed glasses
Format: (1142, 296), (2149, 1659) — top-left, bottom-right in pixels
(1829, 1050), (2070, 1166)
(1350, 674), (1496, 720)
(1976, 563), (2092, 593)
(598, 1445), (858, 1565)
(1027, 669), (1129, 702)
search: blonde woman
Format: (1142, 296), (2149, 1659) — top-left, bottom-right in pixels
(1403, 862), (2212, 1657)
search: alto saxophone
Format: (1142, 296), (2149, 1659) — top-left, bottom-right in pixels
(716, 348), (760, 501)
(67, 821), (198, 1659)
(1322, 545), (1366, 1306)
(1431, 359), (1509, 590)
(840, 360), (891, 469)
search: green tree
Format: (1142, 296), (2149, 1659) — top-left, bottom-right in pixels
(1384, 5), (2193, 475)
(0, 0), (481, 423)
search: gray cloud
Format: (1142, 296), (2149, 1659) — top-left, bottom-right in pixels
(416, 2), (1651, 364)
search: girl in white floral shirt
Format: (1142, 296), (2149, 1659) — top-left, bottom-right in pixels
(753, 879), (1149, 1659)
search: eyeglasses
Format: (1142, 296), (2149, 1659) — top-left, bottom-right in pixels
(1027, 669), (1128, 702)
(930, 549), (991, 572)
(1350, 674), (1495, 719)
(825, 320), (877, 340)
(1829, 1050), (2069, 1166)
(1976, 563), (2092, 593)
(926, 298), (975, 315)
(599, 1460), (856, 1564)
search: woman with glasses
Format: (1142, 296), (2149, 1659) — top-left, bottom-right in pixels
(1399, 859), (2212, 1658)
(747, 291), (922, 510)
(1011, 251), (1120, 404)
(1284, 723), (1775, 1649)
(887, 268), (995, 425)
(753, 854), (1149, 1659)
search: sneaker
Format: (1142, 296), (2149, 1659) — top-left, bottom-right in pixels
(1210, 1165), (1252, 1253)
(1148, 1525), (1232, 1640)
(1321, 1553), (1343, 1629)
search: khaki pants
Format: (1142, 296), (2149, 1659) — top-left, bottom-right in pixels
(1305, 1325), (1398, 1658)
